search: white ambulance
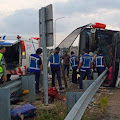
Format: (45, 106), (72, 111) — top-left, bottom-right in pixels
(0, 35), (40, 76)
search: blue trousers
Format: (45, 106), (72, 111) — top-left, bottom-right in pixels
(79, 70), (91, 89)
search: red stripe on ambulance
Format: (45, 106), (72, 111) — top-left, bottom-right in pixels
(24, 66), (27, 74)
(18, 68), (23, 75)
(14, 70), (18, 75)
(9, 70), (13, 74)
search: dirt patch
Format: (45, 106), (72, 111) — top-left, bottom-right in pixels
(101, 88), (120, 120)
(81, 87), (114, 120)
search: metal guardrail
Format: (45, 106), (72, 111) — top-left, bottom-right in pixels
(0, 74), (35, 120)
(65, 70), (108, 120)
(1, 79), (22, 93)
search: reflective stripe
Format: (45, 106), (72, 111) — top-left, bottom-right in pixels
(50, 63), (60, 65)
(18, 67), (23, 75)
(29, 67), (40, 70)
(9, 67), (27, 75)
(82, 56), (92, 68)
(9, 70), (13, 74)
(52, 54), (60, 64)
(14, 69), (18, 75)
(29, 54), (40, 71)
(72, 65), (78, 67)
(96, 56), (104, 67)
(80, 69), (86, 72)
(50, 54), (60, 67)
(24, 66), (27, 74)
(0, 53), (3, 75)
(70, 55), (78, 68)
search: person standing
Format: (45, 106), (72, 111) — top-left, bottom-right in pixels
(77, 48), (93, 89)
(48, 47), (64, 90)
(62, 51), (70, 77)
(29, 48), (43, 93)
(0, 46), (7, 84)
(95, 50), (107, 75)
(70, 51), (78, 83)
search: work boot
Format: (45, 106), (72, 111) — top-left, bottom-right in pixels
(36, 90), (41, 94)
(59, 87), (64, 90)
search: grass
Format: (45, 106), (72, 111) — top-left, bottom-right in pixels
(35, 101), (67, 120)
(99, 95), (108, 112)
(81, 114), (89, 120)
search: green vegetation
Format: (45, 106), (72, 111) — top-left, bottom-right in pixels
(35, 101), (67, 120)
(81, 114), (89, 120)
(99, 95), (108, 112)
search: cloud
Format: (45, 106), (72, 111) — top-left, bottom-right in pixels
(1, 8), (39, 35)
(54, 0), (120, 15)
(0, 0), (120, 47)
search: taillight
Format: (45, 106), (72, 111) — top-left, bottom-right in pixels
(21, 41), (26, 59)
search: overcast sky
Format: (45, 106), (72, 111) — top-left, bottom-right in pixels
(0, 0), (120, 46)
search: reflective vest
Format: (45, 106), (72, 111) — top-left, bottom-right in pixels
(96, 55), (104, 68)
(50, 53), (60, 68)
(81, 54), (93, 71)
(0, 53), (3, 76)
(70, 55), (78, 69)
(29, 54), (41, 72)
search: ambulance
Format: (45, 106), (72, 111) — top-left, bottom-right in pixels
(0, 35), (40, 76)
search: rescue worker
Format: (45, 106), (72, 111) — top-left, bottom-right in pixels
(29, 48), (43, 93)
(70, 51), (78, 83)
(48, 47), (64, 90)
(77, 48), (93, 89)
(0, 46), (7, 84)
(95, 50), (107, 75)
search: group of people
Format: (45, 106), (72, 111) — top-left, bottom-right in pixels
(0, 45), (108, 93)
(77, 49), (107, 89)
(29, 46), (108, 92)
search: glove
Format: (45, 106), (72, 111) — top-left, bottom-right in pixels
(91, 69), (94, 73)
(94, 68), (97, 72)
(105, 67), (108, 70)
(76, 69), (79, 72)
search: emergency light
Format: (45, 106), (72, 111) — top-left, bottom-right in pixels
(92, 22), (106, 29)
(21, 41), (26, 59)
(17, 35), (21, 39)
(32, 37), (39, 40)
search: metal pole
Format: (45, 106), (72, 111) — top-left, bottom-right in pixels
(54, 17), (65, 48)
(41, 7), (48, 105)
(54, 20), (56, 48)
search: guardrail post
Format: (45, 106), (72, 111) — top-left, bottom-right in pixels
(0, 88), (11, 120)
(93, 72), (98, 80)
(66, 92), (83, 111)
(28, 74), (35, 103)
(83, 80), (94, 91)
(21, 75), (29, 90)
(22, 74), (35, 103)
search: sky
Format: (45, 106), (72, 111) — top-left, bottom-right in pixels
(0, 0), (120, 46)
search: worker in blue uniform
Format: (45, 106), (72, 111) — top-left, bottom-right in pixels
(77, 48), (93, 89)
(95, 50), (107, 75)
(70, 51), (78, 83)
(48, 47), (64, 90)
(29, 48), (43, 93)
